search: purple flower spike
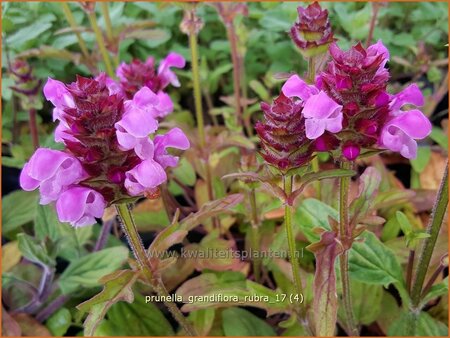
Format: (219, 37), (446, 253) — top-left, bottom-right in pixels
(380, 109), (431, 159)
(281, 75), (319, 101)
(56, 187), (106, 227)
(124, 159), (167, 196)
(154, 128), (190, 169)
(157, 52), (186, 89)
(302, 91), (343, 139)
(367, 40), (390, 68)
(20, 148), (86, 204)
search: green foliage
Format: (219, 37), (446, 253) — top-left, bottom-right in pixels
(221, 308), (276, 336)
(58, 247), (129, 294)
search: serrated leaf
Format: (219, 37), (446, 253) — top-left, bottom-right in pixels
(348, 231), (407, 300)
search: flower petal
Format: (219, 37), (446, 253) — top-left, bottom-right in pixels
(281, 74), (318, 101)
(305, 118), (326, 139)
(387, 109), (431, 139)
(390, 84), (424, 111)
(56, 187), (105, 227)
(302, 91), (342, 119)
(124, 159), (167, 196)
(157, 52), (186, 89)
(43, 78), (74, 109)
(154, 128), (190, 168)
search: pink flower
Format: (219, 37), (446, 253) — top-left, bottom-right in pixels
(380, 84), (431, 159)
(380, 110), (431, 159)
(282, 75), (343, 139)
(115, 87), (159, 159)
(157, 52), (186, 89)
(124, 159), (167, 196)
(43, 78), (74, 123)
(19, 148), (86, 204)
(154, 128), (191, 169)
(56, 187), (106, 227)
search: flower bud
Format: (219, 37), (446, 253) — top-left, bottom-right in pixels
(290, 2), (336, 57)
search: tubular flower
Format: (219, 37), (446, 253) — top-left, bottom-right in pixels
(20, 73), (189, 227)
(289, 1), (336, 57)
(315, 40), (431, 160)
(255, 92), (315, 171)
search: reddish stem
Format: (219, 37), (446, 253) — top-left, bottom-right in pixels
(29, 108), (39, 149)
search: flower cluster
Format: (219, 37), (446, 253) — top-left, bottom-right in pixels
(20, 69), (189, 227)
(114, 53), (185, 120)
(289, 1), (335, 57)
(276, 40), (431, 163)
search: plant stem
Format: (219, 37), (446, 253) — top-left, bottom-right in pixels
(421, 261), (446, 299)
(60, 3), (91, 61)
(410, 164), (448, 308)
(100, 2), (118, 68)
(28, 108), (39, 150)
(226, 24), (245, 130)
(188, 32), (205, 149)
(249, 188), (261, 283)
(338, 161), (359, 336)
(406, 250), (415, 293)
(87, 11), (114, 78)
(283, 175), (304, 305)
(94, 219), (113, 252)
(115, 204), (197, 336)
(366, 3), (380, 47)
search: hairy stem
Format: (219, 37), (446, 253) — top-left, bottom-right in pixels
(339, 161), (359, 336)
(410, 164), (448, 308)
(115, 204), (197, 336)
(28, 108), (39, 149)
(188, 32), (205, 148)
(87, 11), (114, 78)
(283, 175), (304, 306)
(421, 261), (446, 299)
(249, 188), (261, 283)
(60, 3), (91, 62)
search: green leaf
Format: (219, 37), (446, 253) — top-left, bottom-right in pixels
(410, 146), (431, 173)
(94, 295), (174, 336)
(190, 309), (215, 336)
(294, 198), (336, 243)
(6, 19), (53, 47)
(221, 308), (276, 336)
(420, 277), (448, 307)
(35, 204), (63, 242)
(429, 127), (448, 150)
(396, 211), (412, 234)
(388, 311), (448, 336)
(45, 308), (71, 336)
(77, 270), (138, 336)
(349, 281), (383, 325)
(2, 190), (38, 235)
(172, 157), (196, 186)
(17, 233), (55, 267)
(249, 80), (270, 101)
(58, 246), (129, 294)
(349, 231), (407, 298)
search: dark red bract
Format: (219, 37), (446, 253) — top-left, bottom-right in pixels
(256, 93), (313, 171)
